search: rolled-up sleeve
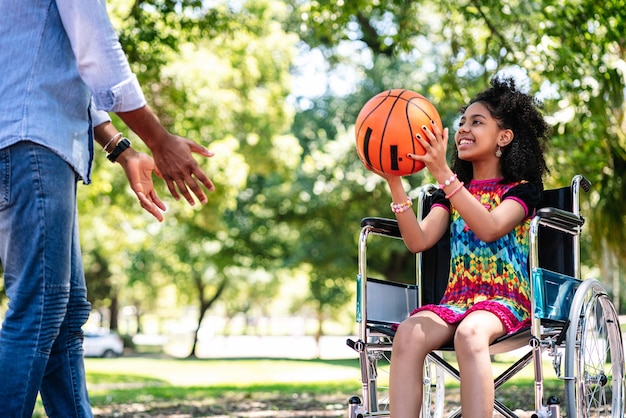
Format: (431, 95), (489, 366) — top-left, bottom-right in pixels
(56, 0), (146, 113)
(90, 102), (111, 127)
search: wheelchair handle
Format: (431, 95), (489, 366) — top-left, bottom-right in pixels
(571, 174), (591, 216)
(571, 174), (591, 281)
(535, 207), (584, 235)
(360, 217), (402, 239)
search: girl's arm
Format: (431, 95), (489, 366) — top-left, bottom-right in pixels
(438, 185), (526, 242)
(385, 176), (450, 253)
(409, 123), (527, 242)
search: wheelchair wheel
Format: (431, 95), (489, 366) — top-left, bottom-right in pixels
(564, 279), (625, 417)
(421, 354), (446, 418)
(360, 343), (446, 417)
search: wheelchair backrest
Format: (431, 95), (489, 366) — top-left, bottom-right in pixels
(418, 186), (575, 306)
(537, 187), (574, 277)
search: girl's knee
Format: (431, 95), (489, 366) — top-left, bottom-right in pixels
(393, 322), (414, 351)
(454, 312), (505, 352)
(393, 320), (433, 357)
(454, 323), (489, 354)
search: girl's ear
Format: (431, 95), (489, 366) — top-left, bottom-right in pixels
(498, 129), (514, 147)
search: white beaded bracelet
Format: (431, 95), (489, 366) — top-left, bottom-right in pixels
(390, 197), (413, 213)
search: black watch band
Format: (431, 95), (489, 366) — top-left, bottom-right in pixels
(107, 137), (131, 162)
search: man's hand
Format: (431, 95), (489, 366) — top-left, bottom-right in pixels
(148, 134), (215, 205)
(117, 148), (167, 222)
(116, 106), (216, 205)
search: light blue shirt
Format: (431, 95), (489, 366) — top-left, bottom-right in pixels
(0, 0), (146, 183)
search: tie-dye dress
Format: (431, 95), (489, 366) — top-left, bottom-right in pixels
(414, 178), (541, 334)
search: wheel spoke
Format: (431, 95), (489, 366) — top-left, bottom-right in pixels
(565, 280), (625, 417)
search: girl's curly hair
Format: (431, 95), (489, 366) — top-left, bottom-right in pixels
(451, 77), (550, 190)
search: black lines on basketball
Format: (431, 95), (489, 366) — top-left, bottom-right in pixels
(363, 127), (373, 167)
(390, 145), (399, 170)
(377, 95), (403, 175)
(355, 89), (442, 176)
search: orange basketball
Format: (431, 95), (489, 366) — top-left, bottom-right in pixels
(355, 89), (443, 176)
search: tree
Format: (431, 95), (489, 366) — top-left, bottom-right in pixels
(287, 0), (626, 306)
(76, 0), (626, 351)
(79, 0), (302, 345)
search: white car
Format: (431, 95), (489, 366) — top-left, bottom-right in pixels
(83, 330), (124, 358)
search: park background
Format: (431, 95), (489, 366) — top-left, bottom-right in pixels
(1, 0), (625, 416)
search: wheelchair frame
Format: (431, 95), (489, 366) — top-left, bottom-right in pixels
(347, 175), (625, 417)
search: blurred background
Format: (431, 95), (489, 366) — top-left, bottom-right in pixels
(1, 0), (624, 360)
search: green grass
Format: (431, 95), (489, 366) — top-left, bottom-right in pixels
(86, 356), (361, 385)
(86, 357), (362, 402)
(33, 355), (564, 417)
(34, 357), (363, 417)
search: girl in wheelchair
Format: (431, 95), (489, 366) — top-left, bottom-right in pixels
(376, 77), (551, 417)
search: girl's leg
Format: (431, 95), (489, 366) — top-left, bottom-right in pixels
(454, 311), (506, 418)
(389, 311), (456, 417)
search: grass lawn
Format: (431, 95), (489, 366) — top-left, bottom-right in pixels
(32, 354), (563, 417)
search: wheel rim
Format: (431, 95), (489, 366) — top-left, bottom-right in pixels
(361, 342), (447, 417)
(421, 356), (445, 418)
(565, 280), (625, 417)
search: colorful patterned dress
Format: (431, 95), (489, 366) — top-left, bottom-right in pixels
(414, 178), (541, 334)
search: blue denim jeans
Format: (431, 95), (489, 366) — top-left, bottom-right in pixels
(0, 142), (92, 417)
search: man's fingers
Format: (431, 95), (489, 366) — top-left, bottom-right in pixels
(192, 167), (215, 192)
(136, 192), (164, 222)
(189, 142), (215, 158)
(165, 179), (181, 201)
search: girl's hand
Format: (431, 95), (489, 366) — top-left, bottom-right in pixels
(363, 164), (405, 192)
(407, 121), (450, 179)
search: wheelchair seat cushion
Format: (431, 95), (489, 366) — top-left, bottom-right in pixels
(415, 180), (541, 334)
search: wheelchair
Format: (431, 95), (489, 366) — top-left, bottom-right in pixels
(347, 175), (625, 417)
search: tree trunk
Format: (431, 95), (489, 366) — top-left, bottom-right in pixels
(110, 294), (119, 331)
(314, 310), (323, 359)
(188, 275), (229, 359)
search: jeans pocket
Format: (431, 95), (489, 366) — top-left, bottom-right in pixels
(0, 148), (9, 209)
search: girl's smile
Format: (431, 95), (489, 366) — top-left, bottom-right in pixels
(454, 102), (506, 161)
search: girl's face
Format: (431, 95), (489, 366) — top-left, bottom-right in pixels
(454, 101), (511, 162)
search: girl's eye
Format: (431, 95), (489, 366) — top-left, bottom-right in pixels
(458, 119), (482, 128)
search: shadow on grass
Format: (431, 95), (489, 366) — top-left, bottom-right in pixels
(34, 356), (563, 417)
(89, 382), (358, 418)
(84, 356), (362, 417)
(87, 379), (562, 418)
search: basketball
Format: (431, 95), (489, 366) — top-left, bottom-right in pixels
(355, 89), (443, 176)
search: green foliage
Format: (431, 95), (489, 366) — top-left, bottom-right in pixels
(536, 2), (626, 265)
(76, 0), (626, 342)
(287, 0), (626, 302)
(79, 0), (301, 341)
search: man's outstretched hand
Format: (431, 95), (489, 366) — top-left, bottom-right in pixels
(149, 134), (215, 206)
(117, 148), (167, 222)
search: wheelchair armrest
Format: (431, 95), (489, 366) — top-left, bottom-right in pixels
(362, 207), (584, 239)
(536, 207), (584, 235)
(361, 217), (401, 238)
